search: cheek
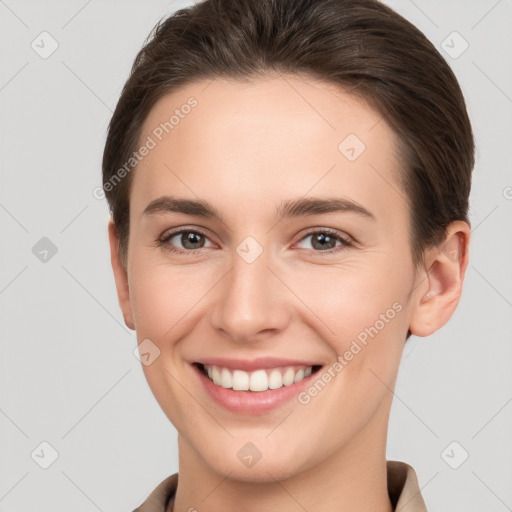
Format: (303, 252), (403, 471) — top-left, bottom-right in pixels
(289, 264), (408, 406)
(294, 273), (406, 429)
(290, 263), (408, 343)
(128, 264), (201, 424)
(128, 261), (212, 343)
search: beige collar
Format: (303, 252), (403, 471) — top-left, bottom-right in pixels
(133, 460), (428, 512)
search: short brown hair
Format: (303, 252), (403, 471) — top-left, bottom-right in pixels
(102, 0), (474, 271)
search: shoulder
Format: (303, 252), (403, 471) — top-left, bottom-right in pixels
(131, 473), (178, 512)
(387, 460), (428, 512)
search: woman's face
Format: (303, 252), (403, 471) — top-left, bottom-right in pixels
(115, 74), (425, 481)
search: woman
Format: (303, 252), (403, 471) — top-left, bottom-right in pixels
(102, 0), (474, 510)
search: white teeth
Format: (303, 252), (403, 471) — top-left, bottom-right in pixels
(212, 366), (221, 385)
(220, 368), (232, 389)
(202, 364), (315, 391)
(249, 370), (268, 391)
(282, 368), (295, 386)
(232, 369), (249, 391)
(268, 369), (283, 389)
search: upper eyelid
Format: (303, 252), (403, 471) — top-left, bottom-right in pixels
(161, 225), (219, 243)
(160, 227), (214, 245)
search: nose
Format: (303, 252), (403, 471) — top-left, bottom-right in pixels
(208, 247), (292, 344)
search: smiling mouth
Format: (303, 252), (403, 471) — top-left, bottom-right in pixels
(193, 362), (322, 392)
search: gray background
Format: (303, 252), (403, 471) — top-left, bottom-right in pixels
(0, 0), (511, 511)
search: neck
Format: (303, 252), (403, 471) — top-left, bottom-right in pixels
(170, 398), (394, 512)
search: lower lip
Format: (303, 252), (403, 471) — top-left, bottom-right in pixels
(192, 364), (320, 415)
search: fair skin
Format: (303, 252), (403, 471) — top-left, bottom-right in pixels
(108, 74), (470, 512)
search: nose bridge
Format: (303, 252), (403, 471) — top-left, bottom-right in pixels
(209, 239), (290, 341)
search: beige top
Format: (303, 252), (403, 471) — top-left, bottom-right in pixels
(133, 460), (427, 511)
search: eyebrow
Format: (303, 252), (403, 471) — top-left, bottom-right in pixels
(142, 195), (376, 222)
(277, 196), (376, 221)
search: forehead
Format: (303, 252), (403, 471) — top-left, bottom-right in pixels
(140, 74), (389, 152)
(132, 74), (404, 222)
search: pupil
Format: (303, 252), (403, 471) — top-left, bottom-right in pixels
(184, 232), (203, 249)
(314, 233), (334, 250)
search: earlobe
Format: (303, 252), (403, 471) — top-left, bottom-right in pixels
(409, 221), (471, 337)
(107, 220), (135, 330)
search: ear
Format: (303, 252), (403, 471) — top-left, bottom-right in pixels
(409, 221), (471, 337)
(108, 220), (135, 330)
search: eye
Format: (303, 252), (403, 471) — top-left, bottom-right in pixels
(157, 228), (215, 254)
(295, 228), (353, 254)
(157, 227), (354, 256)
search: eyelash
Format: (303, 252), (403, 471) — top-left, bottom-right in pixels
(157, 227), (354, 256)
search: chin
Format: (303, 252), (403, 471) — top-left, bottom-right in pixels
(198, 440), (313, 483)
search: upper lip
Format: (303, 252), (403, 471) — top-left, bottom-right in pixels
(194, 357), (322, 372)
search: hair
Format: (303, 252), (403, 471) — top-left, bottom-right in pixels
(102, 0), (474, 276)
